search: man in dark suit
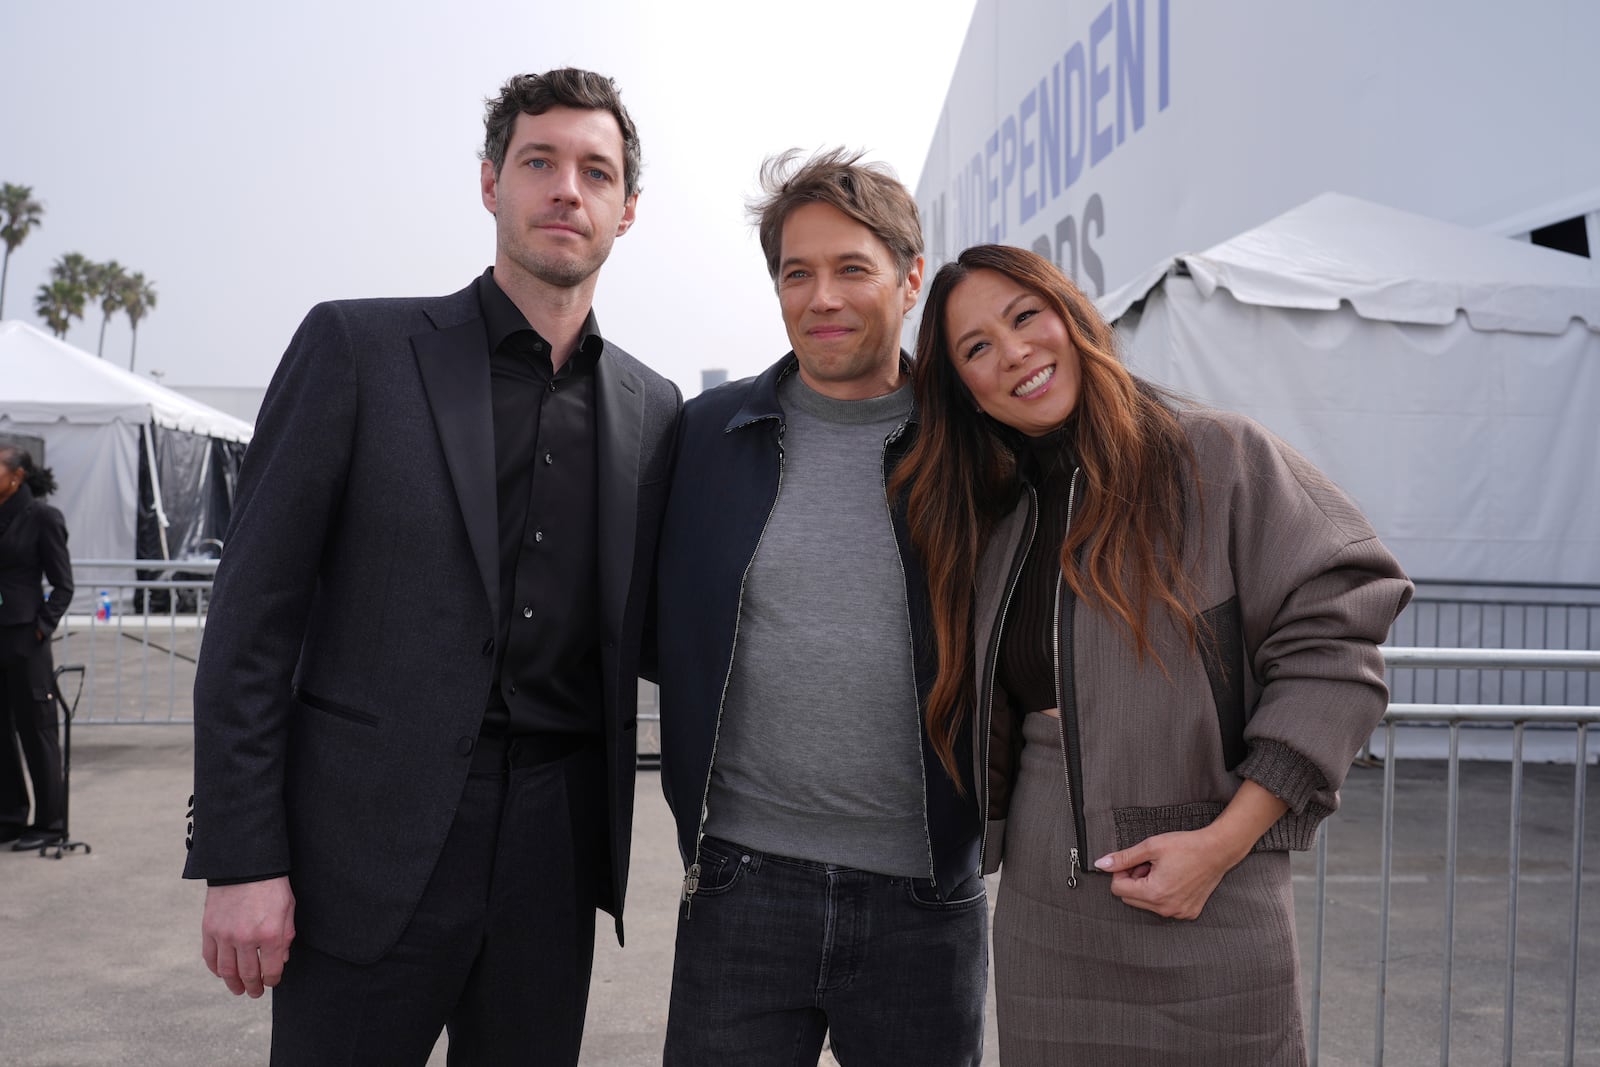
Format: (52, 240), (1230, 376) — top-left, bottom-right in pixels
(183, 68), (680, 1065)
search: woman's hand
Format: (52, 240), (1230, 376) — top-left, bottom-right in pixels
(1093, 829), (1233, 920)
(1092, 780), (1289, 920)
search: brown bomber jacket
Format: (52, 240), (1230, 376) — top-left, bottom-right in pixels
(973, 406), (1413, 877)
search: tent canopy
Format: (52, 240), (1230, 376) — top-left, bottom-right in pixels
(1, 320), (253, 563)
(1102, 194), (1600, 586)
(0, 320), (253, 442)
(1101, 192), (1600, 335)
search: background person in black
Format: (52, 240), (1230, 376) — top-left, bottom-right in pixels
(0, 445), (73, 852)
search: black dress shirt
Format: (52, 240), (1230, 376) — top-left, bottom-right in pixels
(477, 268), (604, 738)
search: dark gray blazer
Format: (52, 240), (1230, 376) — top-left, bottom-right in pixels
(183, 280), (680, 963)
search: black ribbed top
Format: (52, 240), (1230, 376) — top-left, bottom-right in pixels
(998, 426), (1077, 715)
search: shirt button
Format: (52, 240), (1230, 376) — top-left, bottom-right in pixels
(509, 685), (517, 695)
(534, 530), (544, 543)
(456, 736), (474, 756)
(544, 452), (553, 465)
(534, 341), (545, 352)
(522, 606), (533, 619)
(548, 381), (557, 393)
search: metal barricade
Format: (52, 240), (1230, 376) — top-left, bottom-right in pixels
(58, 559), (216, 723)
(54, 567), (1598, 1062)
(1389, 583), (1600, 706)
(57, 561), (674, 745)
(1307, 647), (1599, 1067)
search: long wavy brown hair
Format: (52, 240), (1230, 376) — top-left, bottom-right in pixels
(891, 244), (1200, 785)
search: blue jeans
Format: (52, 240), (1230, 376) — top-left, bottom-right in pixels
(663, 835), (988, 1066)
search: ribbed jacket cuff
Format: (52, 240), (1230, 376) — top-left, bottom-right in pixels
(1238, 738), (1325, 814)
(1254, 805), (1331, 852)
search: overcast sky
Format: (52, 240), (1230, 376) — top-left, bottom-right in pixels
(0, 0), (977, 396)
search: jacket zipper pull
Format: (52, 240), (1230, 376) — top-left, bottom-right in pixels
(1068, 848), (1081, 889)
(681, 863), (701, 919)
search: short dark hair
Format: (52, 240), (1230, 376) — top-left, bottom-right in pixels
(481, 68), (642, 198)
(0, 446), (56, 498)
(748, 148), (923, 286)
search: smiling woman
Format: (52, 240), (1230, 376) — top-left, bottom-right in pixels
(892, 243), (1412, 1066)
(944, 266), (1081, 436)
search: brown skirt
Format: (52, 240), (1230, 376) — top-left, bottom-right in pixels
(993, 712), (1307, 1066)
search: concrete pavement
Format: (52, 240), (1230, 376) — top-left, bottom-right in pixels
(1, 724), (1595, 1065)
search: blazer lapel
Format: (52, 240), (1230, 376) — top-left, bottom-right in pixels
(595, 347), (643, 632)
(413, 311), (499, 625)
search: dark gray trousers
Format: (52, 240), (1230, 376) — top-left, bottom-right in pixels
(269, 739), (605, 1066)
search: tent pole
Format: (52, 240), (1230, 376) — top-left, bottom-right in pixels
(143, 424), (172, 561)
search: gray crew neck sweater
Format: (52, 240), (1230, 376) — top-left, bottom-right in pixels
(702, 371), (930, 877)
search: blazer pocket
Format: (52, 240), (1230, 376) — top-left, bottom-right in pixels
(294, 686), (380, 727)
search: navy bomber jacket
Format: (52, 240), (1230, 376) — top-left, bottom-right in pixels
(653, 353), (982, 899)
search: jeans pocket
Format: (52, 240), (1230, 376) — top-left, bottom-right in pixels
(906, 870), (987, 910)
(692, 837), (753, 897)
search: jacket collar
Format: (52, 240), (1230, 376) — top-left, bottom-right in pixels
(723, 350), (919, 433)
(412, 280), (497, 622)
(724, 353), (797, 432)
(418, 279), (484, 332)
(0, 481), (34, 528)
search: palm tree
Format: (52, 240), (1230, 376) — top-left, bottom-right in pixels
(34, 278), (81, 338)
(51, 250), (93, 288)
(90, 260), (128, 358)
(122, 272), (157, 372)
(45, 252), (93, 342)
(0, 183), (45, 319)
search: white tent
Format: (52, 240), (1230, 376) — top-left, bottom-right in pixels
(0, 320), (253, 563)
(1100, 193), (1600, 585)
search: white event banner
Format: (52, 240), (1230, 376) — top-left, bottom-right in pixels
(913, 0), (1600, 306)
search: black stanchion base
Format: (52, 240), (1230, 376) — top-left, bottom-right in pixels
(45, 664), (90, 863)
(36, 837), (91, 859)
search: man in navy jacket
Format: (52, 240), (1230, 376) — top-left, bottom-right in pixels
(654, 149), (985, 1065)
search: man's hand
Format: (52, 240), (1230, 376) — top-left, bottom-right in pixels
(201, 877), (296, 997)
